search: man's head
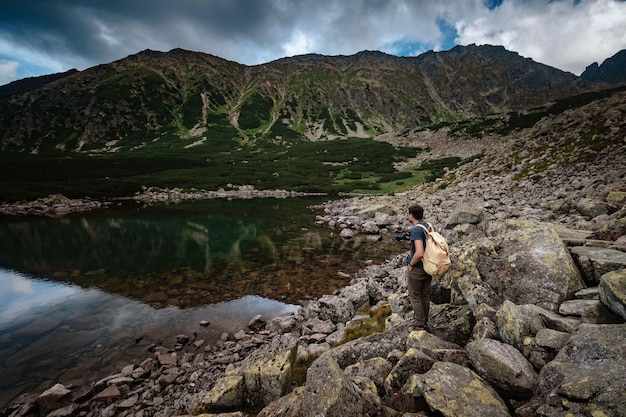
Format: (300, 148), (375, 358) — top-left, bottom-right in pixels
(408, 204), (424, 222)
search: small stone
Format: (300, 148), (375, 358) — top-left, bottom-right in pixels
(157, 353), (178, 366)
(93, 385), (120, 402)
(118, 394), (139, 408)
(120, 364), (134, 376)
(248, 315), (266, 331)
(37, 383), (71, 412)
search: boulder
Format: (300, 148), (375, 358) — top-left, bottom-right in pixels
(360, 220), (380, 234)
(534, 328), (571, 350)
(449, 241), (503, 311)
(495, 300), (532, 351)
(259, 354), (382, 417)
(344, 357), (393, 396)
(199, 335), (298, 413)
(405, 328), (462, 354)
(569, 246), (626, 285)
(471, 316), (499, 341)
(268, 312), (302, 335)
(592, 214), (626, 241)
(477, 220), (585, 311)
(384, 347), (435, 394)
(427, 303), (474, 346)
(598, 269), (626, 320)
(339, 228), (354, 239)
(357, 203), (395, 218)
(36, 383), (72, 413)
(444, 201), (484, 228)
(248, 315), (267, 331)
(339, 280), (370, 310)
(197, 374), (244, 412)
(466, 338), (538, 400)
(558, 299), (602, 317)
(328, 325), (410, 369)
(415, 362), (510, 417)
(576, 197), (613, 218)
(304, 317), (336, 334)
(607, 191), (626, 206)
(535, 324), (626, 417)
(309, 294), (355, 324)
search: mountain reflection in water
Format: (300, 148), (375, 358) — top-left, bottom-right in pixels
(0, 198), (396, 306)
(0, 197), (399, 409)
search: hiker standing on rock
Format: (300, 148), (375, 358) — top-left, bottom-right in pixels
(404, 204), (431, 331)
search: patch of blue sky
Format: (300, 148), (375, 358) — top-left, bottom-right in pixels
(16, 64), (49, 80)
(0, 54), (54, 84)
(436, 17), (459, 51)
(383, 16), (459, 58)
(484, 0), (504, 9)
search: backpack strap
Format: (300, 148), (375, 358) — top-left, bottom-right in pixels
(416, 223), (433, 233)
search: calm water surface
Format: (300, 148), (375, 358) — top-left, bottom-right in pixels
(0, 197), (397, 408)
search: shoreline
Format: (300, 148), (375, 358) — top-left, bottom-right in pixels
(0, 187), (330, 218)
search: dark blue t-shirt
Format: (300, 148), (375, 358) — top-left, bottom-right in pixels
(405, 222), (428, 268)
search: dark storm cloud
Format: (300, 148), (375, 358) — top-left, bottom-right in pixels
(1, 0), (625, 84)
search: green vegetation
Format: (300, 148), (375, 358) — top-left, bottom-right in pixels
(292, 355), (319, 386)
(0, 137), (446, 202)
(341, 304), (392, 343)
(438, 85), (626, 138)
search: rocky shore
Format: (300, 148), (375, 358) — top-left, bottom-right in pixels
(2, 91), (626, 417)
(0, 186), (325, 217)
(0, 194), (107, 217)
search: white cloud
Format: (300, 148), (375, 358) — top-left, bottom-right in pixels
(1, 0), (625, 83)
(0, 59), (19, 84)
(281, 30), (317, 57)
(454, 0), (626, 75)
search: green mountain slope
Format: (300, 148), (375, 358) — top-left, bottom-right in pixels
(0, 44), (618, 202)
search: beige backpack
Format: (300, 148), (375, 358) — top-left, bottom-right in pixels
(416, 223), (451, 276)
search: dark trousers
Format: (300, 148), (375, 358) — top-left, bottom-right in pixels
(406, 266), (432, 326)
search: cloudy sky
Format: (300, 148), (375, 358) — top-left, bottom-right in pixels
(1, 0), (625, 85)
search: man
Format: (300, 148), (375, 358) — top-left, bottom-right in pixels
(405, 204), (431, 331)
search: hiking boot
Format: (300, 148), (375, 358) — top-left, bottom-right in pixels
(408, 322), (427, 332)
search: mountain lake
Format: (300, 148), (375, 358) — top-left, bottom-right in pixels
(0, 196), (401, 408)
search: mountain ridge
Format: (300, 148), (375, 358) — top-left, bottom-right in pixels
(1, 44), (625, 203)
(0, 44), (609, 154)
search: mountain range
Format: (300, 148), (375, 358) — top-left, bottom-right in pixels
(0, 44), (625, 202)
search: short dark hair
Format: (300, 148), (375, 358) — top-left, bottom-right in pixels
(408, 204), (424, 220)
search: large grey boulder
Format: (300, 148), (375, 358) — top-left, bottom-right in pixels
(415, 361), (510, 417)
(326, 324), (409, 369)
(576, 197), (614, 218)
(449, 240), (503, 311)
(339, 280), (370, 310)
(357, 203), (395, 218)
(344, 357), (393, 396)
(384, 347), (436, 394)
(444, 201), (484, 229)
(466, 338), (538, 400)
(427, 303), (474, 346)
(306, 294), (354, 324)
(592, 214), (626, 241)
(495, 300), (580, 352)
(534, 324), (626, 417)
(198, 335), (298, 413)
(598, 269), (626, 320)
(258, 354), (382, 417)
(569, 246), (626, 285)
(477, 220), (585, 311)
(37, 383), (72, 414)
